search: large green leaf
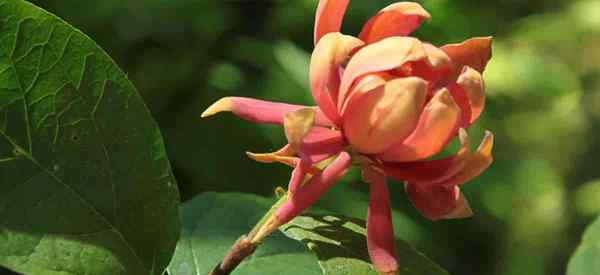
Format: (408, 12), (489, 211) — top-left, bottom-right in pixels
(281, 215), (451, 275)
(567, 216), (600, 275)
(0, 0), (180, 274)
(167, 192), (321, 275)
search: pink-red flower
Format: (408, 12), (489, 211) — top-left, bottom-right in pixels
(202, 1), (493, 274)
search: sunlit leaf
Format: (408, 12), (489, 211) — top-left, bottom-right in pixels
(280, 214), (451, 275)
(0, 1), (180, 274)
(567, 215), (600, 275)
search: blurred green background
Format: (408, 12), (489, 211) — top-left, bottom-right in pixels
(21, 0), (600, 274)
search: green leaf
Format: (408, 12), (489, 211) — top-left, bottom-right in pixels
(567, 216), (600, 275)
(167, 192), (321, 275)
(280, 214), (451, 275)
(0, 1), (180, 274)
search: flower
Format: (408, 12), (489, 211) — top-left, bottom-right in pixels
(202, 1), (494, 274)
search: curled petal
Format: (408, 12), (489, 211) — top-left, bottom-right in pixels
(276, 152), (352, 224)
(447, 83), (472, 128)
(314, 0), (350, 44)
(382, 128), (470, 184)
(411, 43), (453, 84)
(383, 130), (494, 187)
(284, 108), (316, 152)
(339, 73), (390, 115)
(201, 97), (333, 126)
(359, 2), (431, 44)
(449, 67), (485, 124)
(443, 191), (474, 219)
(311, 33), (364, 125)
(344, 77), (428, 154)
(441, 37), (493, 77)
(438, 130), (494, 186)
(338, 37), (428, 107)
(364, 167), (399, 274)
(405, 184), (472, 221)
(380, 89), (461, 162)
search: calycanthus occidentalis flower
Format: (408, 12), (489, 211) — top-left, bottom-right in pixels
(202, 1), (494, 274)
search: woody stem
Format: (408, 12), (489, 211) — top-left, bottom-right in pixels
(208, 193), (289, 275)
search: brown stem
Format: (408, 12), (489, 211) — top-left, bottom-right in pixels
(208, 235), (257, 275)
(209, 194), (289, 275)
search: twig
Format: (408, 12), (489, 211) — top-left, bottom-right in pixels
(209, 235), (257, 275)
(208, 193), (289, 275)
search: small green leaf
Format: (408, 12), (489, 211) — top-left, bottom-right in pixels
(167, 192), (321, 275)
(567, 216), (600, 275)
(0, 1), (180, 274)
(280, 214), (451, 275)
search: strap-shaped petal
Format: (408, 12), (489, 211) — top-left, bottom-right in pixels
(405, 184), (473, 221)
(359, 2), (431, 44)
(246, 144), (321, 175)
(201, 97), (333, 126)
(283, 108), (319, 193)
(314, 0), (350, 44)
(311, 33), (364, 125)
(379, 89), (461, 162)
(343, 77), (428, 154)
(364, 167), (399, 274)
(441, 37), (493, 77)
(301, 127), (348, 163)
(276, 151), (352, 224)
(338, 37), (428, 108)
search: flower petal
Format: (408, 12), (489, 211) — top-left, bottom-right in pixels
(364, 167), (399, 274)
(246, 145), (322, 175)
(314, 0), (350, 44)
(343, 77), (428, 154)
(301, 127), (348, 163)
(275, 151), (352, 224)
(201, 97), (333, 126)
(359, 2), (431, 44)
(384, 130), (493, 188)
(379, 88), (461, 162)
(338, 37), (428, 108)
(284, 108), (316, 152)
(411, 43), (453, 84)
(448, 66), (485, 124)
(339, 72), (390, 116)
(441, 37), (493, 77)
(381, 128), (470, 183)
(443, 192), (474, 220)
(311, 33), (365, 125)
(405, 184), (472, 221)
(437, 130), (494, 186)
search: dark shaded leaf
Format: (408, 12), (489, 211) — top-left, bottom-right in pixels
(0, 1), (180, 274)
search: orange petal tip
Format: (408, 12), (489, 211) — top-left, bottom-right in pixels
(383, 2), (431, 21)
(201, 97), (233, 118)
(443, 193), (474, 219)
(246, 151), (276, 163)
